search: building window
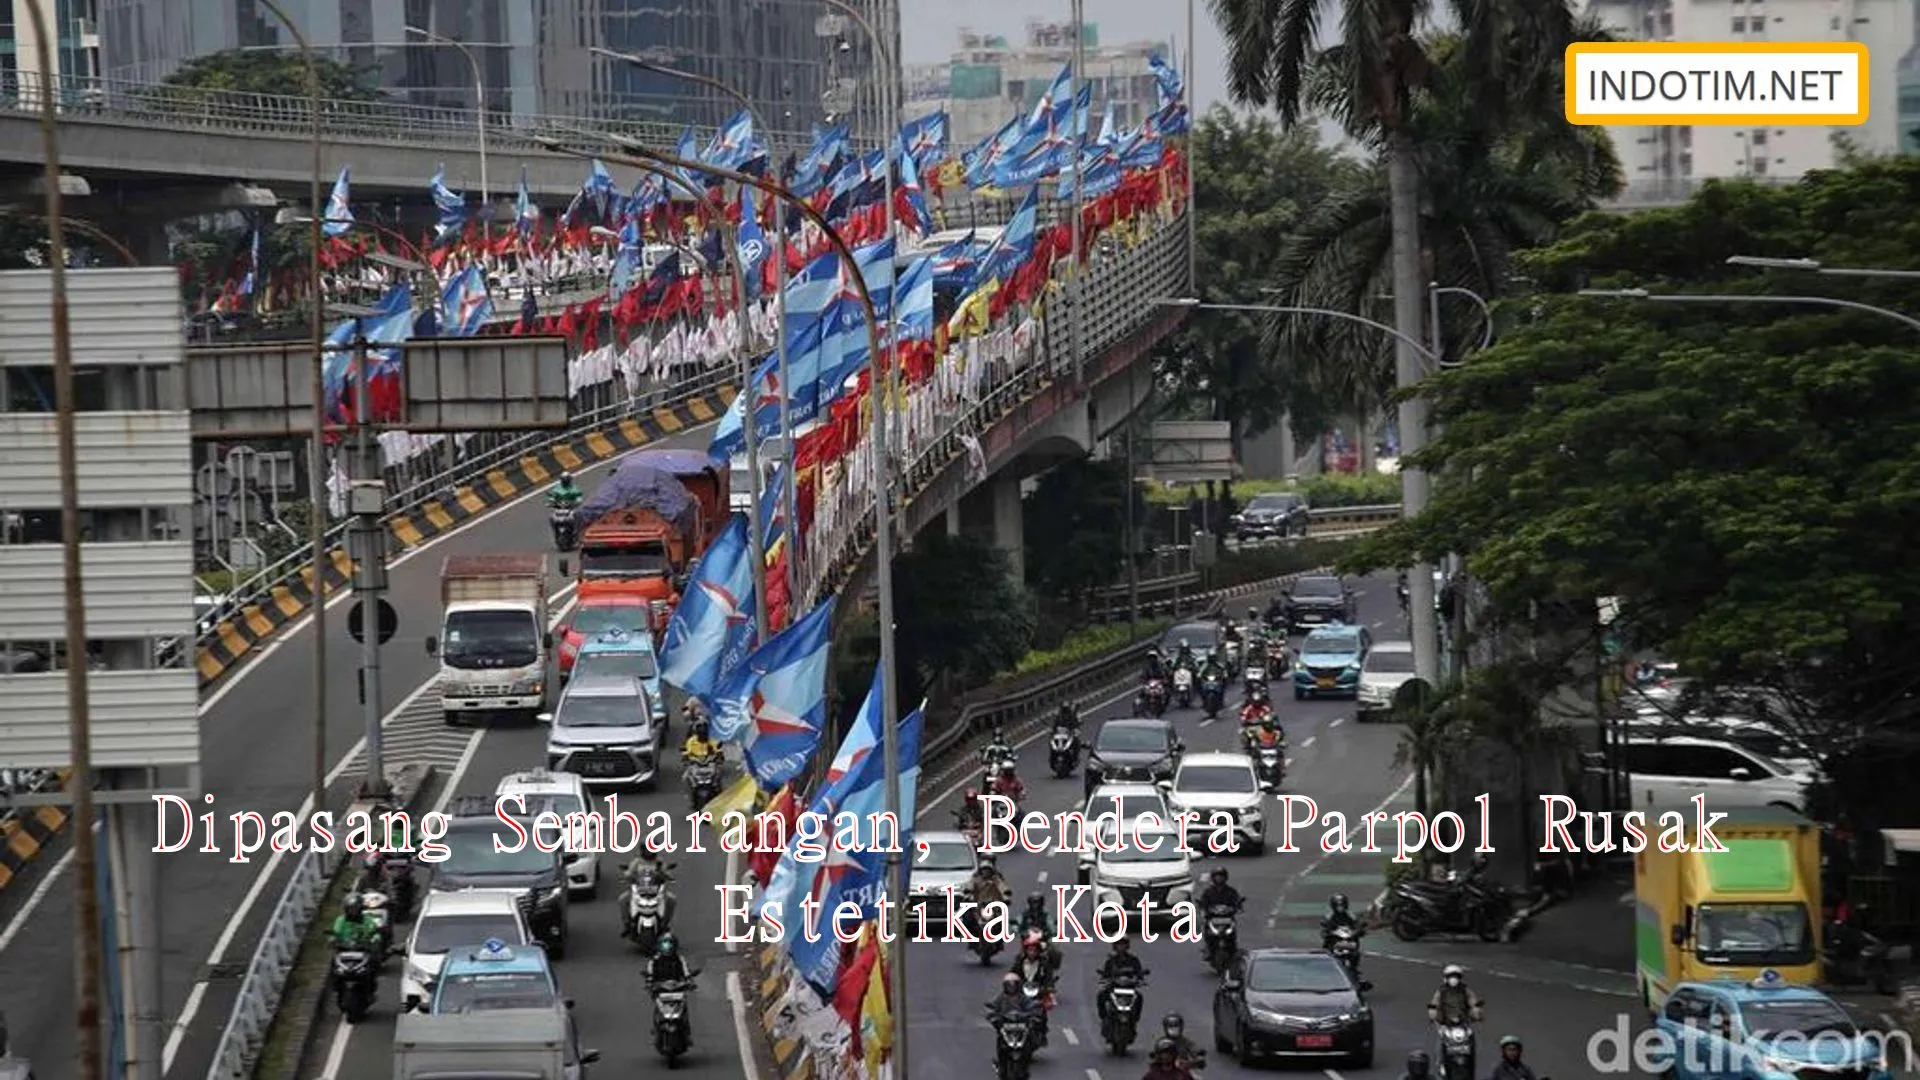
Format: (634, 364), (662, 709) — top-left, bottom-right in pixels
(1750, 129), (1767, 145)
(1679, 126), (1693, 148)
(1752, 157), (1768, 174)
(1731, 16), (1748, 32)
(1679, 152), (1693, 175)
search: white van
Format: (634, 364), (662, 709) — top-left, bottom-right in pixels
(1619, 735), (1810, 815)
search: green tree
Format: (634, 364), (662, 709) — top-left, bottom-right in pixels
(1344, 159), (1920, 825)
(1156, 107), (1357, 463)
(162, 50), (381, 102)
(1022, 458), (1140, 608)
(1263, 28), (1622, 463)
(894, 532), (1035, 704)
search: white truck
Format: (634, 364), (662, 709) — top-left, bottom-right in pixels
(392, 1009), (570, 1080)
(427, 554), (551, 726)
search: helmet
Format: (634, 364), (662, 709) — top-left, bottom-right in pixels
(559, 471), (573, 484)
(1001, 972), (1022, 992)
(1261, 716), (1277, 730)
(999, 761), (1016, 775)
(979, 854), (996, 868)
(1112, 936), (1130, 951)
(1151, 1037), (1178, 1063)
(690, 719), (710, 738)
(964, 789), (980, 805)
(1209, 868), (1228, 883)
(1162, 1012), (1184, 1036)
(1471, 853), (1490, 871)
(1248, 607), (1259, 620)
(1443, 963), (1465, 983)
(1330, 894), (1349, 912)
(682, 698), (707, 721)
(657, 933), (679, 955)
(1500, 1035), (1522, 1050)
(343, 895), (364, 919)
(1406, 1049), (1432, 1074)
(1027, 890), (1046, 909)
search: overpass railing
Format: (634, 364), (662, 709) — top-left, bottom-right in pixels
(192, 190), (1147, 675)
(3, 70), (834, 157)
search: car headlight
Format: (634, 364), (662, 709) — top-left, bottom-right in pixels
(1253, 1008), (1290, 1025)
(407, 963), (434, 989)
(1242, 807), (1262, 822)
(512, 677), (544, 694)
(538, 885), (565, 906)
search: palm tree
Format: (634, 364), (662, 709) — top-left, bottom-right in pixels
(1261, 26), (1622, 425)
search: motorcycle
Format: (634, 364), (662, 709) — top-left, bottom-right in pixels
(683, 755), (722, 809)
(990, 772), (1026, 809)
(1136, 678), (1169, 718)
(1014, 967), (1056, 1046)
(1823, 914), (1898, 994)
(369, 854), (416, 922)
(953, 808), (984, 849)
(651, 977), (693, 1065)
(1266, 640), (1290, 674)
(331, 946), (376, 1023)
(1097, 972), (1146, 1055)
(358, 889), (394, 964)
(1202, 903), (1240, 974)
(991, 1010), (1037, 1080)
(964, 904), (1005, 964)
(1222, 639), (1242, 669)
(1434, 1022), (1476, 1080)
(1253, 743), (1284, 791)
(1048, 726), (1080, 778)
(1199, 676), (1225, 718)
(1326, 924), (1362, 976)
(625, 871), (675, 953)
(1388, 873), (1512, 942)
(1242, 664), (1266, 696)
(1172, 667), (1195, 709)
(549, 508), (577, 551)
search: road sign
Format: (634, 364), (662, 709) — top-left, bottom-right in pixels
(1143, 421), (1234, 484)
(349, 597), (398, 645)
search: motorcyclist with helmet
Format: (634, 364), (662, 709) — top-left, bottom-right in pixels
(1427, 964), (1485, 1026)
(1142, 649), (1168, 682)
(1320, 893), (1359, 945)
(985, 971), (1040, 1036)
(329, 894), (382, 950)
(991, 759), (1027, 803)
(1488, 1036), (1537, 1080)
(981, 725), (1014, 768)
(1156, 1013), (1205, 1071)
(1198, 867), (1244, 913)
(546, 471), (583, 510)
(1015, 892), (1063, 973)
(1141, 1037), (1191, 1080)
(1096, 937), (1148, 1021)
(955, 789), (985, 833)
(1247, 711), (1283, 749)
(1172, 639), (1197, 673)
(646, 932), (694, 986)
(969, 854), (1008, 904)
(1054, 701), (1080, 735)
(680, 718), (722, 763)
(1398, 1049), (1433, 1079)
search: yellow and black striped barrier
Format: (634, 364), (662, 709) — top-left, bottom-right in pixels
(0, 771), (71, 893)
(193, 384), (736, 687)
(755, 941), (817, 1080)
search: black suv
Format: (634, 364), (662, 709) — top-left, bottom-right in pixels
(1279, 574), (1354, 634)
(428, 796), (571, 958)
(1233, 493), (1310, 541)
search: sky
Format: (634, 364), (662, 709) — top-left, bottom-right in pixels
(900, 0), (1236, 112)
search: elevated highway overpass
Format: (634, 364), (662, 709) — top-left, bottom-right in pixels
(0, 186), (1191, 1080)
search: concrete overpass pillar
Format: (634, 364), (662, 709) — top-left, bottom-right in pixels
(944, 504), (960, 537)
(991, 473), (1025, 588)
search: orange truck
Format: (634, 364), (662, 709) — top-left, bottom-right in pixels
(564, 449), (730, 636)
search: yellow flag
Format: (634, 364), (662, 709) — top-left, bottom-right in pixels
(947, 279), (998, 339)
(702, 773), (758, 819)
(861, 937), (892, 1071)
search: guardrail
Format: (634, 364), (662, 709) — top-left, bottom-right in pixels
(204, 850), (328, 1080)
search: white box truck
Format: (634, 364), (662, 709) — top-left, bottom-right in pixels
(427, 554), (550, 725)
(392, 1009), (568, 1080)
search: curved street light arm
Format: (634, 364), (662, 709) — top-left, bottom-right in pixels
(1431, 284), (1495, 353)
(1580, 289), (1920, 335)
(405, 26), (489, 206)
(1170, 299), (1452, 368)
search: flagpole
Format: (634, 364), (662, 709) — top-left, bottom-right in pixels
(591, 50), (800, 626)
(1182, 0), (1197, 294)
(1069, 0), (1087, 393)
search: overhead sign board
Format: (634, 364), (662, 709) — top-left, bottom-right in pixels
(186, 336), (572, 439)
(1142, 420), (1234, 484)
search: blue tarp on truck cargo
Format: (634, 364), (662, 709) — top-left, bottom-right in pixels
(630, 447), (721, 476)
(573, 459), (698, 535)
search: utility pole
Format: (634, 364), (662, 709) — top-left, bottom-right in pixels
(1125, 417), (1139, 633)
(348, 334), (390, 797)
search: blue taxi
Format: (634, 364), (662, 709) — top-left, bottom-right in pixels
(1292, 623), (1371, 700)
(1651, 971), (1893, 1079)
(430, 938), (562, 1014)
(572, 629), (669, 730)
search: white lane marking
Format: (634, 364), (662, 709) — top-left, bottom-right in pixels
(1062, 1026), (1079, 1046)
(1329, 717), (1345, 728)
(1085, 1069), (1103, 1080)
(1197, 715), (1216, 727)
(160, 595), (573, 1072)
(315, 1014), (352, 1080)
(1268, 771), (1414, 920)
(1880, 1012), (1898, 1031)
(1300, 735), (1316, 749)
(1325, 1069), (1347, 1079)
(1036, 870), (1049, 885)
(918, 682), (1137, 820)
(0, 819), (94, 953)
(729, 971), (764, 1080)
(725, 846), (743, 955)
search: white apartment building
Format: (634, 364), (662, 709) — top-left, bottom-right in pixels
(905, 21), (1169, 148)
(1585, 0), (1920, 186)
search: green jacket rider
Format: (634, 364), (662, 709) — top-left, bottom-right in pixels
(330, 894), (382, 950)
(546, 471), (583, 509)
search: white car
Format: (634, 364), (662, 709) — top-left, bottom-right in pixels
(1091, 822), (1194, 928)
(1078, 782), (1171, 885)
(402, 889), (533, 1010)
(907, 829), (978, 933)
(541, 672), (661, 787)
(1619, 735), (1811, 814)
(1161, 752), (1266, 855)
(1356, 640), (1416, 720)
(495, 768), (601, 897)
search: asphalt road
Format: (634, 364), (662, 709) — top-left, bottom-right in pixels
(0, 419), (716, 1080)
(903, 579), (1630, 1080)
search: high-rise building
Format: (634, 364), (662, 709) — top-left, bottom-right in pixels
(2, 0), (101, 89)
(96, 0), (898, 141)
(904, 21), (1169, 149)
(1583, 0), (1918, 181)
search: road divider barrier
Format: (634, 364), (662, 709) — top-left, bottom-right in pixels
(192, 381), (736, 687)
(0, 769), (70, 894)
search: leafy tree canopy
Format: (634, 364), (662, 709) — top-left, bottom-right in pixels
(1346, 158), (1920, 776)
(1022, 458), (1140, 602)
(1156, 107), (1359, 454)
(895, 532), (1035, 696)
(163, 50), (381, 101)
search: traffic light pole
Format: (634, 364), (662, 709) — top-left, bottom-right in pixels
(349, 335), (390, 799)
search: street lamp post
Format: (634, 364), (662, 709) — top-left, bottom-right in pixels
(405, 26), (490, 209)
(810, 4), (910, 1071)
(1726, 254), (1920, 281)
(1578, 288), (1920, 334)
(592, 47), (801, 614)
